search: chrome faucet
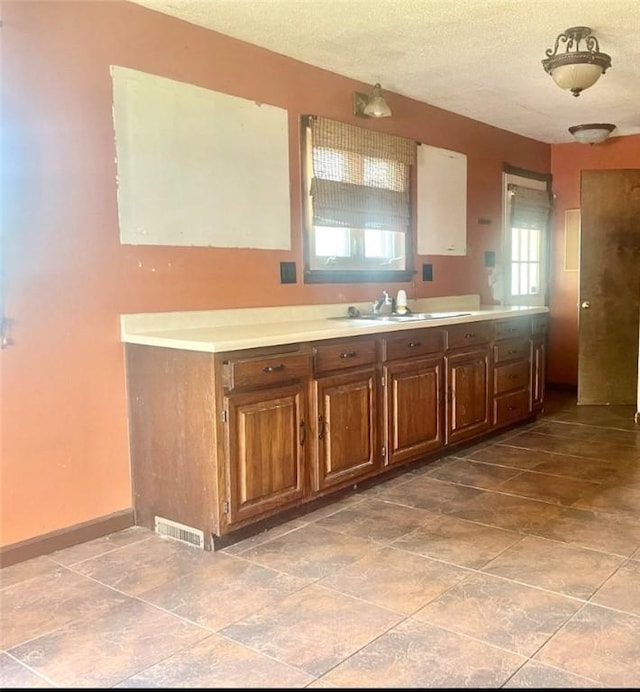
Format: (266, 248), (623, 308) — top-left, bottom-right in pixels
(372, 290), (394, 314)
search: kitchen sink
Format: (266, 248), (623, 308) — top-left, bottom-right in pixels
(328, 311), (472, 322)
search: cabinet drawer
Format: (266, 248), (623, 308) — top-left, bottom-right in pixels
(446, 322), (491, 349)
(494, 317), (530, 341)
(313, 339), (377, 375)
(531, 313), (549, 336)
(494, 360), (530, 394)
(493, 338), (531, 364)
(384, 329), (445, 361)
(224, 352), (311, 391)
(494, 389), (530, 426)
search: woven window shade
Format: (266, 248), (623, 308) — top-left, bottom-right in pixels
(309, 117), (416, 231)
(509, 184), (552, 229)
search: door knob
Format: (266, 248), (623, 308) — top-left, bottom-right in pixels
(581, 301), (590, 309)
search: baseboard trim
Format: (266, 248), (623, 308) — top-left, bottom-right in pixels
(0, 509), (134, 568)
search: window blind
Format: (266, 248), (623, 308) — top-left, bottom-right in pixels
(308, 116), (416, 232)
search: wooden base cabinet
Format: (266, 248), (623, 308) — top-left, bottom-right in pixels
(224, 383), (308, 525)
(312, 367), (379, 492)
(530, 314), (548, 413)
(311, 336), (380, 492)
(492, 317), (532, 428)
(445, 321), (492, 445)
(381, 328), (446, 466)
(124, 312), (548, 551)
(445, 348), (491, 445)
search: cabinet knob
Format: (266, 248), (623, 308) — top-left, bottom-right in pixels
(408, 342), (421, 348)
(263, 364), (285, 373)
(339, 351), (357, 359)
(581, 301), (590, 309)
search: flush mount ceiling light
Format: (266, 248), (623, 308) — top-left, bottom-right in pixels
(568, 123), (616, 144)
(353, 83), (392, 118)
(542, 26), (611, 97)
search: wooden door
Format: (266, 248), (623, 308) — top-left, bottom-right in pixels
(578, 170), (640, 404)
(313, 368), (379, 492)
(446, 348), (491, 445)
(383, 357), (444, 466)
(225, 383), (307, 525)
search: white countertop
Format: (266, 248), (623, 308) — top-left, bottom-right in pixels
(120, 295), (549, 354)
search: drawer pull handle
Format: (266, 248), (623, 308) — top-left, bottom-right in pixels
(408, 342), (421, 348)
(263, 364), (286, 373)
(339, 351), (357, 359)
(318, 415), (326, 440)
(507, 350), (518, 355)
(508, 374), (517, 380)
(508, 405), (517, 411)
(465, 333), (476, 339)
(299, 420), (306, 446)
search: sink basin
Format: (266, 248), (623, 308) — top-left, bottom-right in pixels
(328, 311), (471, 322)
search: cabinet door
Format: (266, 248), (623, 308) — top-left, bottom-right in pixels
(446, 348), (491, 445)
(531, 336), (546, 412)
(383, 357), (444, 467)
(313, 367), (379, 492)
(224, 383), (307, 526)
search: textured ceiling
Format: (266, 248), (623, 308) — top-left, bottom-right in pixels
(129, 0), (640, 143)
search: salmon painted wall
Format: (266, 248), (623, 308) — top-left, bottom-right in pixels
(548, 134), (640, 385)
(1, 0), (550, 548)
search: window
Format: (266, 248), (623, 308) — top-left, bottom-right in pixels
(301, 116), (416, 283)
(501, 166), (552, 306)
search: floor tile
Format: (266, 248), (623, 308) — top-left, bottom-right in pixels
(413, 571), (582, 656)
(503, 660), (604, 688)
(219, 583), (402, 677)
(449, 488), (565, 532)
(138, 552), (309, 630)
(481, 535), (625, 599)
(461, 443), (563, 469)
(572, 484), (640, 518)
(318, 545), (470, 614)
(0, 653), (53, 688)
(7, 599), (211, 688)
(374, 475), (482, 513)
(70, 533), (221, 596)
(590, 559), (640, 616)
(0, 556), (61, 591)
(114, 633), (313, 688)
(531, 505), (640, 557)
(424, 457), (522, 489)
(313, 497), (434, 543)
(1, 566), (131, 649)
(235, 524), (376, 579)
(495, 470), (600, 506)
(48, 526), (151, 566)
(390, 512), (522, 569)
(319, 618), (526, 688)
(535, 603), (640, 687)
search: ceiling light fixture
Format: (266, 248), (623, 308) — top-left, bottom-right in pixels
(542, 26), (611, 97)
(568, 123), (616, 144)
(353, 83), (392, 118)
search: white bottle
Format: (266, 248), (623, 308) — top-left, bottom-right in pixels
(396, 289), (408, 314)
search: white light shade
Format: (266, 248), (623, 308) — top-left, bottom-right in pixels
(568, 123), (616, 144)
(363, 84), (392, 118)
(551, 62), (604, 93)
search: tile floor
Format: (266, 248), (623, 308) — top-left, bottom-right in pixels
(2, 390), (640, 688)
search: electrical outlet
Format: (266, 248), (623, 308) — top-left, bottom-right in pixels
(279, 261), (297, 284)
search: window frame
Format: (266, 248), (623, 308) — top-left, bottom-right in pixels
(301, 116), (416, 284)
(501, 164), (552, 306)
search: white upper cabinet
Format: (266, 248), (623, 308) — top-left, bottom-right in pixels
(417, 144), (467, 256)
